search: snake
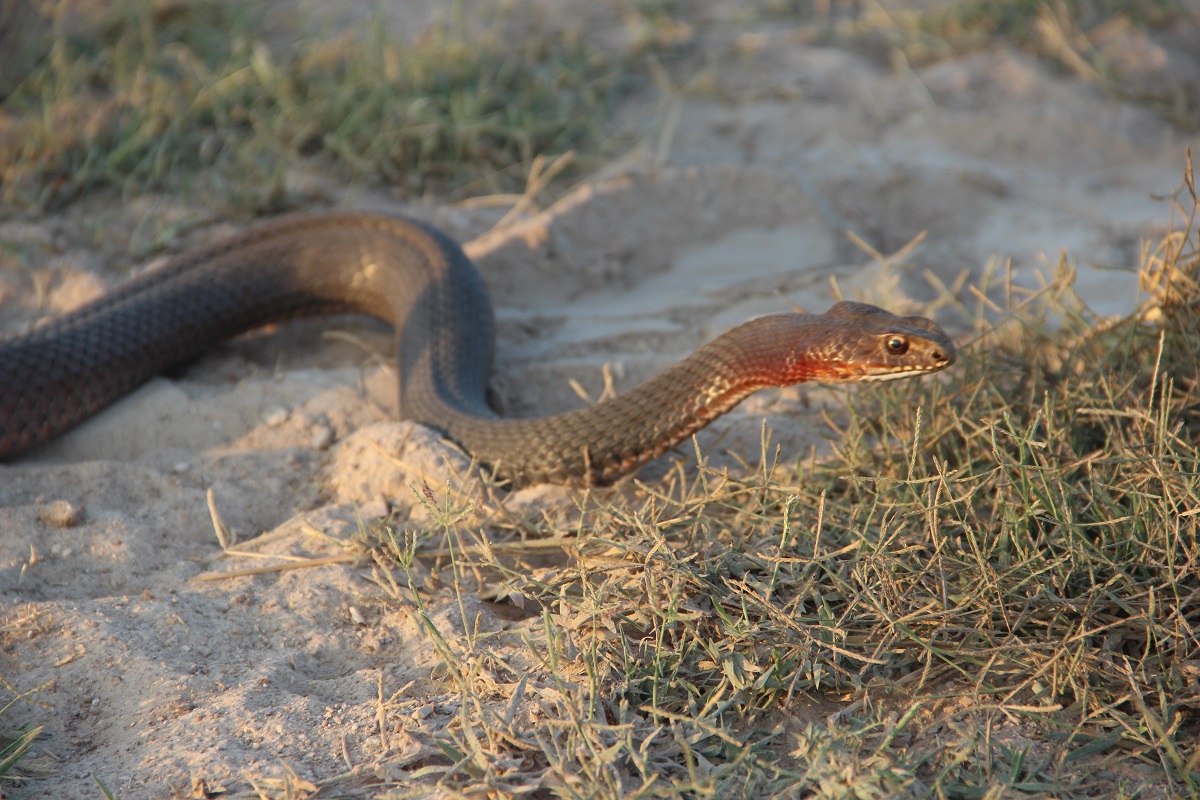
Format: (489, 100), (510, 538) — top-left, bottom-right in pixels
(0, 212), (956, 485)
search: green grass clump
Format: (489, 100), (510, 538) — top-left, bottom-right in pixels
(356, 167), (1200, 798)
(0, 0), (629, 212)
(0, 717), (41, 787)
(0, 612), (50, 792)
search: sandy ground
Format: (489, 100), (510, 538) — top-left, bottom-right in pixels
(2, 2), (1200, 797)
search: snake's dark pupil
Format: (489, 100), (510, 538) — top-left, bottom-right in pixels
(887, 336), (908, 354)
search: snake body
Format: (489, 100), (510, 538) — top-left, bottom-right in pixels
(0, 212), (955, 484)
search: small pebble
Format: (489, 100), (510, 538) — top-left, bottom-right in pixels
(358, 498), (389, 520)
(37, 500), (83, 528)
(262, 406), (289, 427)
(310, 424), (335, 450)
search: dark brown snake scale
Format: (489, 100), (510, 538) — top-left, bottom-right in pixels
(0, 212), (956, 485)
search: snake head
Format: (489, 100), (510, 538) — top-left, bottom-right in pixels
(816, 301), (956, 382)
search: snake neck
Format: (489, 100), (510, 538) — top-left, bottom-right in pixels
(405, 313), (849, 486)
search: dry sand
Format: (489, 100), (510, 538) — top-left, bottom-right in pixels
(2, 2), (1199, 796)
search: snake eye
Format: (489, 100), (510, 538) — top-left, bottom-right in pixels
(885, 335), (909, 355)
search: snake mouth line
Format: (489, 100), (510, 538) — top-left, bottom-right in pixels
(858, 363), (953, 382)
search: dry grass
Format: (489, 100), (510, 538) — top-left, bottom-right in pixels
(808, 0), (1200, 130)
(0, 0), (630, 213)
(287, 162), (1200, 799)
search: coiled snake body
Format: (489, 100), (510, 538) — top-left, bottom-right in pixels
(0, 213), (956, 484)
